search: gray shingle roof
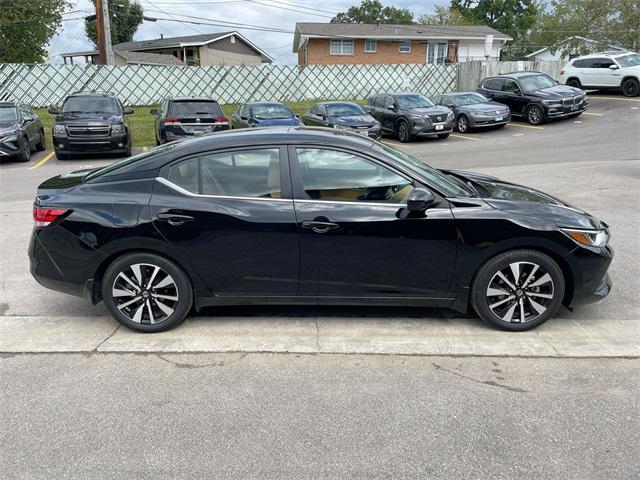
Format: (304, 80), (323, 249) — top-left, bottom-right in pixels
(113, 32), (231, 51)
(116, 50), (185, 65)
(293, 22), (511, 51)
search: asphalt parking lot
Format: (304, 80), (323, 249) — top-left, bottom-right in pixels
(1, 93), (638, 356)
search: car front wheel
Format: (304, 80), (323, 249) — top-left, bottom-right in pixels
(622, 78), (639, 97)
(526, 105), (545, 125)
(102, 252), (193, 332)
(456, 115), (469, 133)
(471, 249), (565, 331)
(396, 120), (412, 143)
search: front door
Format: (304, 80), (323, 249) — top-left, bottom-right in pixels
(289, 147), (457, 298)
(150, 146), (299, 296)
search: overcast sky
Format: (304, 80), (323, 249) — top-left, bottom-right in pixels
(50, 0), (439, 64)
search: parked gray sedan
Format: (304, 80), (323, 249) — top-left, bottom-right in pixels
(434, 92), (510, 133)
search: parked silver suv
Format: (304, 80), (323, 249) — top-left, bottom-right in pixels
(559, 51), (640, 97)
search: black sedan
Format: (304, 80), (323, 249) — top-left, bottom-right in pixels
(301, 102), (381, 139)
(434, 92), (510, 133)
(0, 101), (46, 162)
(29, 127), (612, 332)
(477, 72), (588, 125)
(231, 102), (302, 129)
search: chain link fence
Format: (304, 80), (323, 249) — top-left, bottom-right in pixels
(0, 63), (458, 107)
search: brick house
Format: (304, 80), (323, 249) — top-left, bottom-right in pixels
(293, 23), (511, 65)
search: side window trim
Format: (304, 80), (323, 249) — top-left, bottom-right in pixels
(287, 145), (415, 205)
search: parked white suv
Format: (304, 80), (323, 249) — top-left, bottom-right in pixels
(559, 51), (640, 97)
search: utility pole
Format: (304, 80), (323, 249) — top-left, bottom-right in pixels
(95, 0), (115, 65)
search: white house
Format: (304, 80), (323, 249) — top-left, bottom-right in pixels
(525, 36), (627, 62)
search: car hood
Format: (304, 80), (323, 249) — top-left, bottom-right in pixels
(55, 112), (121, 123)
(443, 169), (605, 230)
(254, 117), (300, 126)
(404, 106), (450, 116)
(458, 102), (508, 113)
(0, 121), (18, 131)
(527, 84), (583, 98)
(330, 114), (377, 126)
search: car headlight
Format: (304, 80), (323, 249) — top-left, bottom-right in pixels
(409, 114), (427, 124)
(446, 111), (454, 120)
(111, 124), (125, 134)
(333, 124), (350, 130)
(53, 124), (66, 135)
(542, 99), (562, 105)
(561, 228), (609, 247)
(470, 111), (487, 117)
(0, 128), (18, 139)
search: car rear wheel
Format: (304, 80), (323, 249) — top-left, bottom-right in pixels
(35, 129), (46, 151)
(456, 115), (469, 133)
(566, 78), (582, 89)
(622, 78), (639, 97)
(102, 252), (193, 332)
(526, 105), (544, 125)
(396, 120), (412, 143)
(17, 137), (30, 162)
(471, 249), (565, 331)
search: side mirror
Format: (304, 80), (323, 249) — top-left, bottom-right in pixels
(149, 108), (158, 115)
(609, 64), (619, 70)
(386, 104), (396, 111)
(124, 107), (134, 115)
(407, 188), (435, 211)
(48, 107), (60, 115)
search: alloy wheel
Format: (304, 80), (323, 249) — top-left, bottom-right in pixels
(622, 79), (639, 97)
(111, 263), (179, 324)
(398, 122), (409, 142)
(527, 106), (543, 125)
(457, 116), (468, 133)
(486, 261), (554, 323)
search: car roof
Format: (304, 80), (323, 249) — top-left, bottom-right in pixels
(67, 91), (117, 98)
(321, 101), (360, 105)
(446, 92), (482, 96)
(247, 101), (286, 105)
(571, 51), (634, 59)
(168, 96), (218, 102)
(0, 101), (18, 106)
(492, 71), (546, 79)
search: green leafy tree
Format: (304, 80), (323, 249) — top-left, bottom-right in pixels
(0, 0), (70, 63)
(85, 0), (144, 47)
(331, 0), (414, 24)
(451, 0), (542, 59)
(419, 4), (475, 25)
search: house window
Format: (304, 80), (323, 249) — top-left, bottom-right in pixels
(330, 39), (354, 55)
(428, 42), (447, 64)
(399, 41), (411, 53)
(364, 39), (377, 53)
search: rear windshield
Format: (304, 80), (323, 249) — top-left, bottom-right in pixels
(396, 95), (434, 109)
(62, 96), (120, 114)
(251, 103), (293, 119)
(169, 100), (223, 116)
(326, 103), (365, 117)
(0, 105), (17, 122)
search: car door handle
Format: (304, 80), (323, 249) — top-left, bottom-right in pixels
(156, 213), (194, 226)
(302, 220), (340, 234)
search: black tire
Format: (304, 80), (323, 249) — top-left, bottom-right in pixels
(55, 149), (68, 160)
(566, 78), (582, 89)
(437, 133), (450, 139)
(526, 104), (545, 125)
(471, 249), (565, 331)
(17, 137), (31, 162)
(396, 119), (412, 143)
(123, 134), (132, 157)
(456, 115), (469, 133)
(35, 129), (46, 151)
(621, 78), (639, 97)
(102, 252), (193, 333)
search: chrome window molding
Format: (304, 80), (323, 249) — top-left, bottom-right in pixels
(155, 177), (291, 202)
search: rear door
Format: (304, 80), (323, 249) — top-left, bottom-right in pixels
(150, 146), (299, 297)
(289, 146), (457, 298)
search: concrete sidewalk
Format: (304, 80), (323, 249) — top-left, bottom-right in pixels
(1, 314), (638, 357)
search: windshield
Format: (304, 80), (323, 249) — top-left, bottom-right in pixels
(84, 142), (179, 181)
(452, 93), (489, 106)
(519, 74), (557, 92)
(251, 103), (293, 119)
(396, 95), (434, 109)
(326, 103), (365, 117)
(616, 53), (640, 68)
(62, 96), (120, 114)
(0, 106), (17, 122)
(373, 142), (472, 198)
(169, 101), (222, 116)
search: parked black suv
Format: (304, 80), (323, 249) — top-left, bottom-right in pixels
(476, 72), (588, 125)
(49, 92), (133, 159)
(151, 96), (229, 144)
(0, 101), (46, 162)
(364, 93), (453, 142)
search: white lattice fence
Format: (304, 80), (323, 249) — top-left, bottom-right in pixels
(0, 63), (458, 107)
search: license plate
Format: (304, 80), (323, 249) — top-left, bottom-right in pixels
(495, 115), (503, 121)
(435, 124), (444, 131)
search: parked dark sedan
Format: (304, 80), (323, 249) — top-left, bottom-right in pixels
(29, 127), (612, 333)
(301, 102), (380, 139)
(434, 92), (510, 133)
(0, 101), (46, 162)
(364, 93), (453, 142)
(49, 92), (133, 159)
(477, 72), (588, 125)
(231, 102), (301, 129)
(152, 96), (229, 144)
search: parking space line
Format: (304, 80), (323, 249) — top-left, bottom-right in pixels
(28, 151), (55, 170)
(582, 112), (604, 116)
(588, 96), (640, 103)
(449, 133), (480, 141)
(506, 123), (544, 130)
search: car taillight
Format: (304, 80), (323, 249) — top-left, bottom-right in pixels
(33, 206), (68, 227)
(214, 116), (228, 124)
(560, 68), (565, 75)
(164, 117), (180, 124)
